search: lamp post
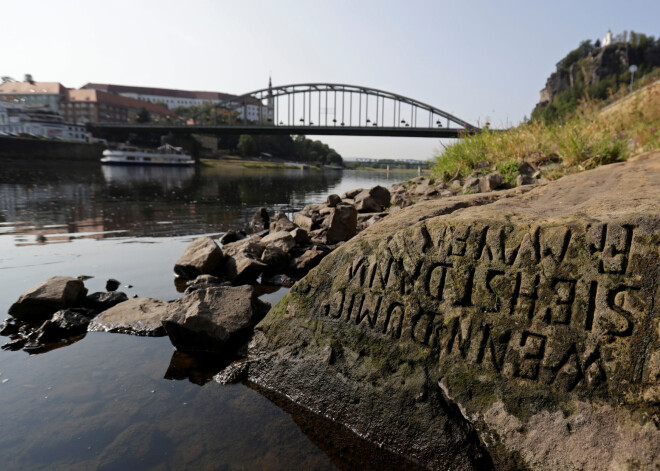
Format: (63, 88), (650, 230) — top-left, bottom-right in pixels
(629, 65), (638, 92)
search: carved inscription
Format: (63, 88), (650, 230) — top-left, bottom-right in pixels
(308, 221), (647, 393)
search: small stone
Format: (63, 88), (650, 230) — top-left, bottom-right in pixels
(106, 279), (121, 292)
(9, 276), (88, 323)
(326, 194), (342, 207)
(174, 237), (225, 280)
(219, 230), (246, 245)
(251, 208), (270, 233)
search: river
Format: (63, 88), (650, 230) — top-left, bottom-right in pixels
(0, 160), (420, 470)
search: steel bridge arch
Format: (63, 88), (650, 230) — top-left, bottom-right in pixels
(191, 83), (479, 131)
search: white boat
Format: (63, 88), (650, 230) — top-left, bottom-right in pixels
(101, 144), (194, 166)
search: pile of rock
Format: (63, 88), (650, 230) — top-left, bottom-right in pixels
(2, 275), (270, 357)
(173, 185), (394, 288)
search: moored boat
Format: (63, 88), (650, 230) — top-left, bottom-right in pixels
(101, 144), (194, 166)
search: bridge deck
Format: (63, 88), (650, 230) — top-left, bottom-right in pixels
(86, 124), (472, 139)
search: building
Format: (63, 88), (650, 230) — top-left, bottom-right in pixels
(82, 82), (272, 123)
(62, 89), (177, 124)
(603, 30), (613, 47)
(0, 102), (87, 141)
(0, 81), (67, 111)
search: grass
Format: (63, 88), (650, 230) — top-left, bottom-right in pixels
(432, 80), (660, 181)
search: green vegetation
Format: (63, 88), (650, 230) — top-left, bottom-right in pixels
(432, 80), (660, 181)
(343, 159), (430, 171)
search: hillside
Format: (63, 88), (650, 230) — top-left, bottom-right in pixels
(533, 32), (660, 122)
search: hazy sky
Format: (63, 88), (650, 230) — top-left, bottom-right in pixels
(3, 0), (658, 159)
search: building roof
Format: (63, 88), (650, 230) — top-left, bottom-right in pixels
(0, 81), (67, 95)
(82, 83), (239, 102)
(66, 89), (177, 117)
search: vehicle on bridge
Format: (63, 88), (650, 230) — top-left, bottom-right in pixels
(101, 143), (194, 167)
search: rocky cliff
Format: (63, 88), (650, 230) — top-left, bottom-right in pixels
(245, 152), (660, 470)
(535, 41), (660, 118)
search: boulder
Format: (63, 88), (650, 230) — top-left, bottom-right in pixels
(261, 230), (296, 253)
(251, 207), (270, 233)
(35, 308), (91, 343)
(289, 246), (329, 275)
(218, 256), (267, 284)
(290, 227), (309, 245)
(293, 213), (315, 232)
(184, 274), (227, 294)
(246, 152), (660, 470)
(84, 291), (129, 312)
(162, 286), (270, 353)
(260, 246), (289, 273)
(354, 185), (391, 213)
(342, 188), (362, 199)
(88, 297), (168, 336)
(222, 235), (265, 259)
(269, 212), (297, 232)
(219, 229), (247, 245)
(326, 204), (358, 244)
(326, 194), (342, 207)
(174, 236), (224, 279)
(8, 276), (87, 323)
(478, 173), (504, 192)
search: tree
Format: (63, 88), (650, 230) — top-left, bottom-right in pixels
(136, 107), (151, 123)
(237, 135), (257, 157)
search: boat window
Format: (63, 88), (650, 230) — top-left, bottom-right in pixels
(127, 156), (135, 161)
(143, 157), (151, 161)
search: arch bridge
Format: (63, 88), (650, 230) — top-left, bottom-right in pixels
(88, 83), (479, 139)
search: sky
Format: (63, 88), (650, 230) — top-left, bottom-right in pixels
(3, 0), (658, 160)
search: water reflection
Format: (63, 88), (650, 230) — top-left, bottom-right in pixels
(101, 165), (195, 188)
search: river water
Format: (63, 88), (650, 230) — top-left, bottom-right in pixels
(0, 160), (420, 470)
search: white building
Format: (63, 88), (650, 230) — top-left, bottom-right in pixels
(603, 30), (613, 47)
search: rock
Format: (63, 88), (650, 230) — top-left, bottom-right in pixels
(162, 286), (270, 353)
(184, 274), (227, 294)
(289, 246), (329, 275)
(8, 276), (87, 323)
(342, 188), (362, 199)
(326, 204), (358, 244)
(269, 212), (297, 232)
(517, 160), (535, 176)
(247, 152), (660, 470)
(516, 174), (536, 186)
(219, 229), (246, 245)
(476, 160), (490, 169)
(0, 318), (20, 336)
(218, 256), (268, 284)
(261, 230), (296, 253)
(354, 186), (391, 213)
(88, 297), (168, 336)
(463, 176), (481, 193)
(251, 208), (270, 233)
(2, 338), (26, 351)
(290, 227), (309, 245)
(35, 308), (91, 342)
(326, 194), (342, 207)
(260, 273), (298, 286)
(478, 173), (504, 192)
(84, 291), (128, 312)
(174, 236), (224, 279)
(293, 213), (315, 232)
(260, 246), (289, 273)
(105, 278), (121, 291)
(222, 236), (265, 259)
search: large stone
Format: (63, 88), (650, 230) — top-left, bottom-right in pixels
(174, 236), (224, 279)
(162, 286), (270, 353)
(261, 230), (296, 253)
(269, 212), (297, 232)
(251, 207), (270, 233)
(293, 213), (315, 232)
(84, 291), (129, 312)
(326, 204), (358, 244)
(88, 297), (168, 336)
(246, 152), (660, 470)
(8, 276), (87, 323)
(35, 308), (91, 343)
(354, 185), (391, 213)
(221, 236), (265, 259)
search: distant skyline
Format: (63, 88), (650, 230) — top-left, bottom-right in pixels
(3, 0), (658, 159)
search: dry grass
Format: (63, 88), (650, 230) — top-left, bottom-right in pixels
(432, 80), (660, 181)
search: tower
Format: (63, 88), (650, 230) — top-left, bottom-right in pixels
(267, 76), (274, 123)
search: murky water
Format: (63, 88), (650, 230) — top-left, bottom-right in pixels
(0, 159), (419, 470)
